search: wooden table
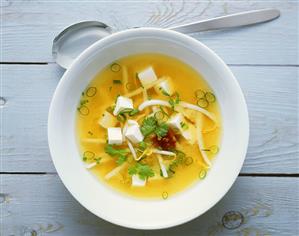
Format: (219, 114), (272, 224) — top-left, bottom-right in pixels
(1, 1), (298, 235)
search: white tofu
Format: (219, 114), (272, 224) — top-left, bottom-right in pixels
(154, 77), (174, 96)
(107, 127), (123, 145)
(167, 113), (184, 131)
(138, 66), (158, 87)
(113, 96), (133, 116)
(124, 121), (144, 144)
(98, 111), (118, 129)
(167, 114), (196, 144)
(132, 174), (146, 187)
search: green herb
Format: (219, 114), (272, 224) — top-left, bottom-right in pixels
(195, 89), (205, 99)
(168, 92), (180, 110)
(77, 105), (89, 116)
(128, 163), (155, 180)
(199, 169), (207, 179)
(159, 106), (169, 117)
(94, 157), (102, 164)
(80, 99), (89, 106)
(160, 88), (170, 96)
(83, 151), (95, 161)
(125, 82), (134, 91)
(205, 92), (216, 103)
(110, 63), (121, 72)
(109, 86), (112, 92)
(117, 113), (127, 122)
(139, 141), (147, 150)
(180, 121), (189, 130)
(113, 79), (122, 84)
(140, 116), (169, 138)
(197, 98), (209, 108)
(155, 123), (169, 138)
(86, 87), (97, 97)
(106, 105), (115, 113)
(119, 108), (134, 115)
(129, 109), (139, 116)
(162, 191), (169, 200)
(140, 117), (157, 137)
(154, 111), (165, 121)
(88, 131), (93, 136)
(184, 156), (193, 166)
(105, 145), (130, 165)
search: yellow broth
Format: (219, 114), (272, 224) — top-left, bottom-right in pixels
(76, 53), (221, 199)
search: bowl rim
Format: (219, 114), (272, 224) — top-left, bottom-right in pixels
(48, 27), (249, 230)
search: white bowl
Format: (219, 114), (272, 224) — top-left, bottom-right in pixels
(48, 28), (249, 230)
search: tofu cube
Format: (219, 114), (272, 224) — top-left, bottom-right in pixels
(124, 120), (144, 144)
(154, 77), (174, 96)
(132, 174), (146, 187)
(138, 66), (158, 87)
(107, 127), (123, 145)
(98, 111), (118, 129)
(167, 114), (196, 144)
(113, 96), (133, 116)
(167, 113), (184, 131)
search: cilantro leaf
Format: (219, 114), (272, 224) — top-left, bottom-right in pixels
(105, 145), (129, 165)
(141, 117), (169, 138)
(155, 123), (169, 138)
(140, 117), (157, 137)
(128, 163), (155, 180)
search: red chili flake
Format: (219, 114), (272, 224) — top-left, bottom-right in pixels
(152, 128), (177, 150)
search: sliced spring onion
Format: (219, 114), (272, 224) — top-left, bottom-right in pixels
(196, 117), (212, 167)
(104, 163), (128, 180)
(152, 149), (176, 156)
(117, 113), (126, 122)
(179, 101), (217, 123)
(127, 140), (137, 160)
(205, 92), (216, 103)
(110, 63), (121, 72)
(162, 191), (169, 200)
(138, 99), (171, 111)
(77, 105), (89, 116)
(125, 82), (135, 91)
(195, 89), (205, 99)
(82, 138), (106, 144)
(210, 145), (219, 154)
(154, 111), (165, 121)
(113, 79), (122, 84)
(86, 87), (97, 97)
(184, 156), (194, 166)
(197, 98), (209, 108)
(199, 169), (207, 179)
(202, 145), (219, 154)
(129, 109), (139, 116)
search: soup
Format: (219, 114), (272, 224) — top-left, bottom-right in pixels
(76, 53), (221, 199)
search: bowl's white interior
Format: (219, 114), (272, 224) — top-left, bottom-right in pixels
(48, 28), (249, 229)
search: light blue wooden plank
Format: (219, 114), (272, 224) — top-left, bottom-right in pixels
(1, 64), (298, 173)
(1, 0), (298, 64)
(1, 175), (298, 235)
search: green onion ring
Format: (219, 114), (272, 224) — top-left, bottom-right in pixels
(110, 63), (121, 72)
(86, 87), (97, 97)
(197, 98), (209, 108)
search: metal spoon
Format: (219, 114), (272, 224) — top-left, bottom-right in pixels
(52, 8), (280, 69)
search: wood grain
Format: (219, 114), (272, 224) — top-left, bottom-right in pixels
(1, 0), (298, 65)
(1, 64), (298, 173)
(1, 175), (298, 235)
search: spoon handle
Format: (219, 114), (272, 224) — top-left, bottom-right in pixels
(168, 8), (280, 33)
